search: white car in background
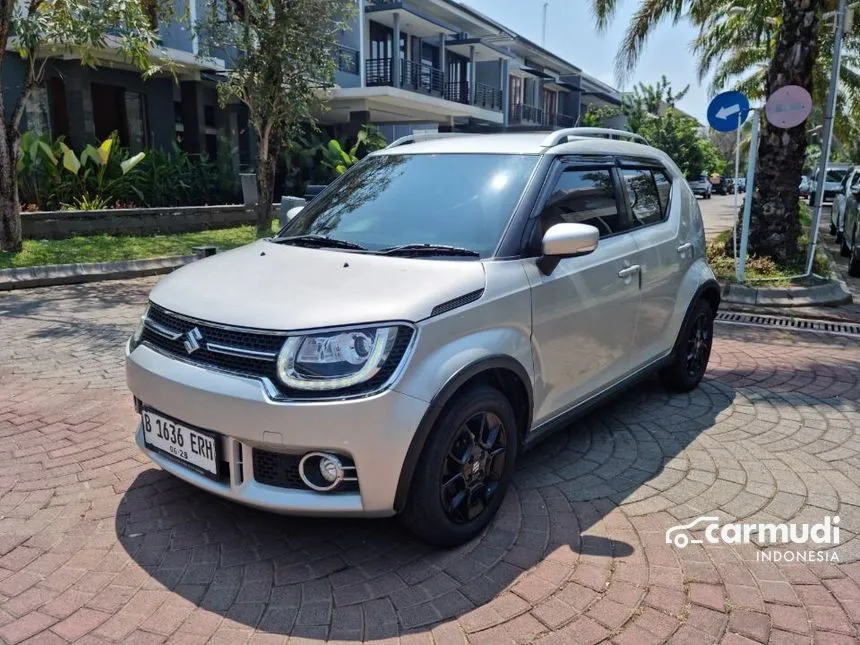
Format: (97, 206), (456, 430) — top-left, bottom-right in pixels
(810, 163), (852, 205)
(831, 166), (860, 241)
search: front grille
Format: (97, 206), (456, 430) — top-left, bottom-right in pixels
(141, 304), (414, 399)
(252, 448), (359, 492)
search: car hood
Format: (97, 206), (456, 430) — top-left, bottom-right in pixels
(148, 240), (487, 330)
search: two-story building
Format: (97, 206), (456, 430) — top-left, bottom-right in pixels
(1, 0), (254, 169)
(324, 0), (623, 140)
(1, 0), (623, 170)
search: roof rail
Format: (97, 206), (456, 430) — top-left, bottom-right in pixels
(385, 132), (474, 149)
(541, 128), (649, 147)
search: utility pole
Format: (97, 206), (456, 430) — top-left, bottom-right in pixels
(807, 0), (848, 275)
(542, 2), (548, 47)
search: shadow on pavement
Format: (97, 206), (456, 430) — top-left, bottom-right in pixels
(115, 374), (732, 640)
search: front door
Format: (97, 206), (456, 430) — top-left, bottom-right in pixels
(523, 163), (641, 426)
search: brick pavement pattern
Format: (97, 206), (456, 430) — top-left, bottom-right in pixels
(1, 278), (860, 644)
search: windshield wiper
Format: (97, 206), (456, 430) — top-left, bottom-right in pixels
(377, 243), (480, 258)
(270, 235), (367, 251)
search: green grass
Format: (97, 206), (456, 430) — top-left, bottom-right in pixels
(0, 225), (276, 270)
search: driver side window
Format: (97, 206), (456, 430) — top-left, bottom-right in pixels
(542, 168), (623, 238)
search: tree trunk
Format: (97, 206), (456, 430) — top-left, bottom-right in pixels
(746, 0), (820, 264)
(255, 129), (274, 234)
(0, 129), (22, 253)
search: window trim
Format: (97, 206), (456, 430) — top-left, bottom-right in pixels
(520, 158), (631, 257)
(617, 164), (674, 229)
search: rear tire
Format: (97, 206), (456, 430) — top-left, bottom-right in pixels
(660, 299), (714, 393)
(849, 232), (860, 278)
(400, 385), (518, 547)
(841, 233), (851, 257)
(831, 223), (838, 236)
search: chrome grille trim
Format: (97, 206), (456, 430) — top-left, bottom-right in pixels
(206, 342), (279, 361)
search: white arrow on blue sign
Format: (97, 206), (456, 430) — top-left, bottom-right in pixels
(707, 90), (751, 132)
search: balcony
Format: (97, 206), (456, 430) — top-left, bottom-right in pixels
(510, 103), (544, 125)
(545, 112), (576, 128)
(366, 58), (444, 95)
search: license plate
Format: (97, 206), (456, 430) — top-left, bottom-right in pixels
(142, 409), (218, 476)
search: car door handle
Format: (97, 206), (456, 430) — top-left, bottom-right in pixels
(618, 265), (640, 279)
(677, 242), (693, 255)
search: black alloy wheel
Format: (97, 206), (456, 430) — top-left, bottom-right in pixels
(686, 311), (712, 380)
(440, 411), (508, 524)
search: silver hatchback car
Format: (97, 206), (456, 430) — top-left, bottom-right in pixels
(126, 128), (720, 546)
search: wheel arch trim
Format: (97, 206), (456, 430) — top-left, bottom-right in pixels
(392, 355), (533, 512)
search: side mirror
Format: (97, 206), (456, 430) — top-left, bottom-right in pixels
(538, 223), (600, 275)
(286, 206), (304, 221)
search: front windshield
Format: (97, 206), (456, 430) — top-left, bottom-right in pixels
(277, 153), (539, 258)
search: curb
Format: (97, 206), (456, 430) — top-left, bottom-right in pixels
(720, 279), (853, 308)
(0, 255), (194, 291)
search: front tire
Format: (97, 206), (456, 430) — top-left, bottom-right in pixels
(400, 385), (518, 547)
(660, 299), (714, 392)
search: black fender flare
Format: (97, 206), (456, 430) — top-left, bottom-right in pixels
(670, 279), (721, 359)
(393, 355), (533, 512)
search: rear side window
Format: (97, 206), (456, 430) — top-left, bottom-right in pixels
(542, 169), (622, 238)
(621, 168), (664, 226)
(653, 170), (672, 219)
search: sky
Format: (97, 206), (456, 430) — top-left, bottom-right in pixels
(461, 0), (715, 124)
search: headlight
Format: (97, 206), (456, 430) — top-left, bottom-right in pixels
(131, 304), (150, 347)
(276, 325), (401, 391)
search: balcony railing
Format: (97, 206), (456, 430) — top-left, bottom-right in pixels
(401, 59), (444, 95)
(545, 112), (576, 128)
(336, 45), (360, 75)
(445, 81), (471, 104)
(365, 59), (503, 111)
(474, 83), (503, 111)
(366, 58), (393, 86)
(366, 58), (444, 95)
(511, 103), (544, 124)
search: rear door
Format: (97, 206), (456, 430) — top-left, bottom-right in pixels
(522, 160), (641, 426)
(620, 162), (691, 369)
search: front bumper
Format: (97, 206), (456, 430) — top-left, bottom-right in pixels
(126, 342), (429, 517)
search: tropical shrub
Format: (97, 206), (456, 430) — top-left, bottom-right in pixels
(18, 132), (241, 210)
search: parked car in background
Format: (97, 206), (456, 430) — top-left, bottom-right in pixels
(810, 163), (852, 204)
(840, 190), (860, 276)
(687, 173), (712, 199)
(737, 177), (746, 193)
(722, 178), (735, 195)
(830, 166), (860, 240)
(799, 175), (811, 198)
(125, 128), (720, 546)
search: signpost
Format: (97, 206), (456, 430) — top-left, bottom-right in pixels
(707, 91), (750, 261)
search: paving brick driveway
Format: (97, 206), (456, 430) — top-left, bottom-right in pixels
(1, 278), (860, 645)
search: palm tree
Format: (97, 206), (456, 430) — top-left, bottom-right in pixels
(591, 0), (823, 264)
(696, 1), (860, 162)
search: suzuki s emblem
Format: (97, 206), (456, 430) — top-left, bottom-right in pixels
(183, 327), (203, 354)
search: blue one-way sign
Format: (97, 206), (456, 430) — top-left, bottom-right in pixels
(707, 91), (750, 132)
